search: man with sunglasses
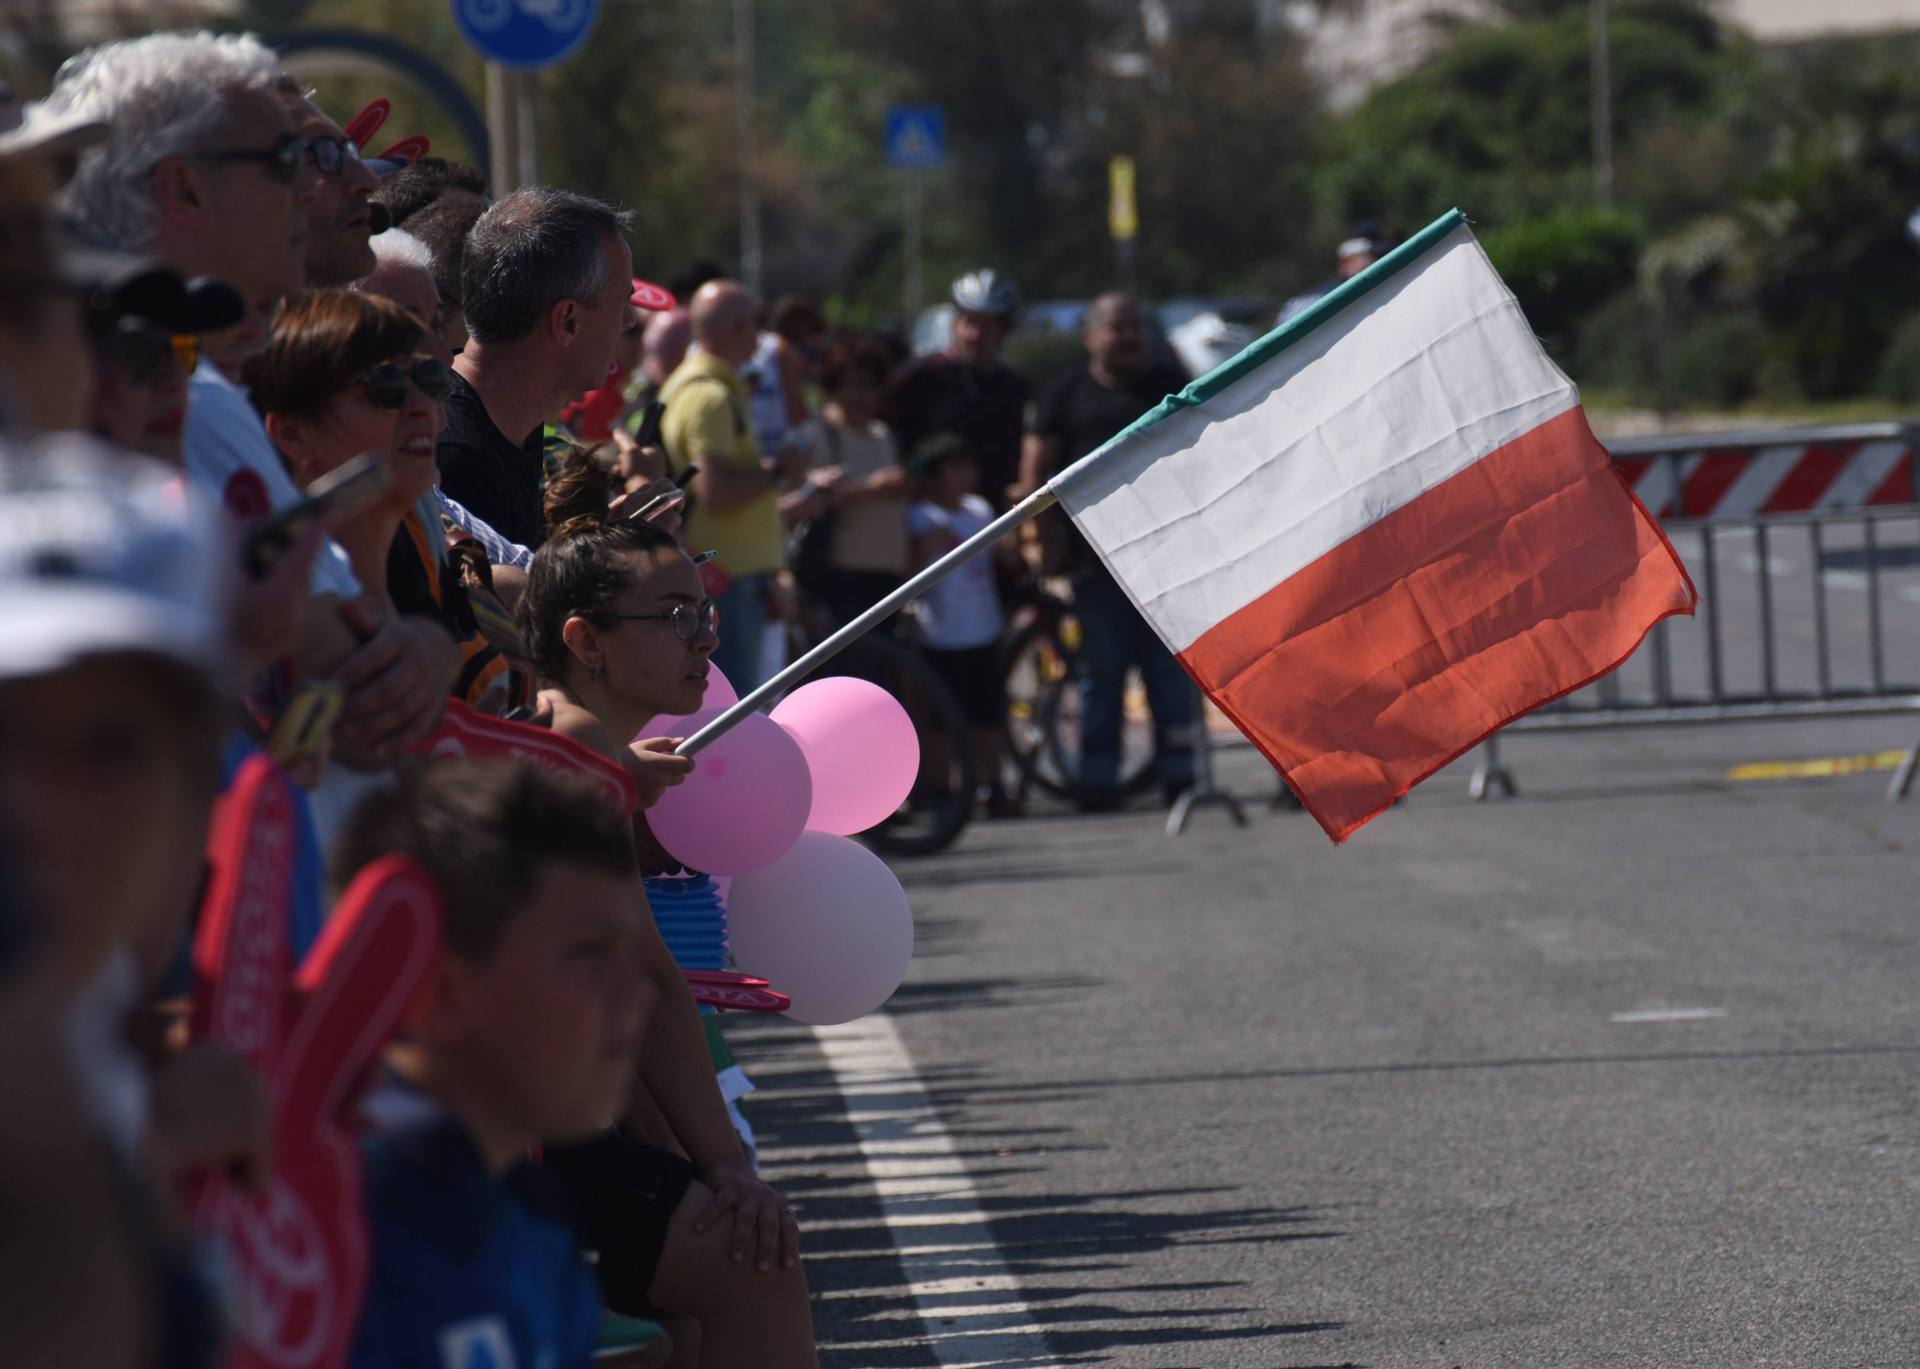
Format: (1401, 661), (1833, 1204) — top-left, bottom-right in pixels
(46, 32), (460, 768)
(282, 90), (382, 289)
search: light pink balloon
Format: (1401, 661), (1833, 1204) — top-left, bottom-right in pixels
(727, 831), (913, 1025)
(702, 662), (739, 709)
(641, 707), (811, 874)
(770, 677), (920, 836)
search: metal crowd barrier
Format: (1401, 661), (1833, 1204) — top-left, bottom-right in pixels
(1180, 421), (1920, 824)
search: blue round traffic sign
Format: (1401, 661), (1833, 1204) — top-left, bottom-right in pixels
(450, 0), (600, 70)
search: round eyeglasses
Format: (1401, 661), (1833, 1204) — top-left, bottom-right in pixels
(305, 136), (362, 176)
(602, 600), (719, 643)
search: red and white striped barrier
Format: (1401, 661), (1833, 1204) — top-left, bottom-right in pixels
(1608, 424), (1918, 521)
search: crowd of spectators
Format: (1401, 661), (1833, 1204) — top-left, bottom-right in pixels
(0, 23), (1202, 1369)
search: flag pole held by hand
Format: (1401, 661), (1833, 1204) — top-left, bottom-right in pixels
(675, 486), (1060, 757)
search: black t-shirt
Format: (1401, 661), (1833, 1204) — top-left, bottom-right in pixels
(435, 371), (547, 549)
(1030, 362), (1188, 573)
(882, 354), (1030, 509)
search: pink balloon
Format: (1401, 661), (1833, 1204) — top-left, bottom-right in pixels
(703, 662), (739, 709)
(770, 677), (920, 836)
(727, 831), (913, 1025)
(642, 708), (811, 874)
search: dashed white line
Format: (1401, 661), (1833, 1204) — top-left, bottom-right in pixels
(1609, 1007), (1728, 1023)
(811, 1014), (1057, 1368)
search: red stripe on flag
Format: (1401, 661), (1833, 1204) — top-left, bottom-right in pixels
(1760, 444), (1851, 514)
(1867, 452), (1915, 506)
(1678, 450), (1748, 518)
(1178, 407), (1697, 843)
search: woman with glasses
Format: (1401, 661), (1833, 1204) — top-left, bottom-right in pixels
(245, 287), (521, 709)
(515, 507), (820, 1369)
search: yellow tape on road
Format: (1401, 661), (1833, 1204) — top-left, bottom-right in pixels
(1726, 749), (1909, 782)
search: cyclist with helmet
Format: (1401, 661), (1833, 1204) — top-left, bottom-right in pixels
(882, 268), (1031, 512)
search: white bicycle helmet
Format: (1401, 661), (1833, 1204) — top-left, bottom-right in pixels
(950, 268), (1020, 318)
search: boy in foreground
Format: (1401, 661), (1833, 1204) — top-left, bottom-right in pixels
(333, 761), (652, 1369)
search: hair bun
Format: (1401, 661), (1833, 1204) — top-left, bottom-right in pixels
(542, 437), (617, 538)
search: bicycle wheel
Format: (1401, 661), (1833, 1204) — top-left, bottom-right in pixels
(1008, 613), (1158, 801)
(1041, 663), (1159, 800)
(1002, 617), (1077, 800)
(819, 634), (976, 857)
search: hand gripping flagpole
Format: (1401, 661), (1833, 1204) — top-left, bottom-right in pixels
(675, 486), (1060, 757)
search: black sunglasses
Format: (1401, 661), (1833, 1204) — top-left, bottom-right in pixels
(198, 133), (307, 185)
(354, 357), (453, 412)
(603, 600), (719, 643)
(305, 136), (361, 177)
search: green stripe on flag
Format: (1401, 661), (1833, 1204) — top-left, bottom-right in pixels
(1055, 207), (1468, 482)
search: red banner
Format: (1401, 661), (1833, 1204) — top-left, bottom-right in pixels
(411, 699), (640, 816)
(191, 756), (442, 1369)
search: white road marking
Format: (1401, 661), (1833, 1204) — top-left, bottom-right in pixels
(812, 1014), (1057, 1368)
(1609, 1007), (1728, 1023)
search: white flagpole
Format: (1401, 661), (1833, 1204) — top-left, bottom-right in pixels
(675, 486), (1059, 757)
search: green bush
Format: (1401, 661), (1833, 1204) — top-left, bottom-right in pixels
(1566, 290), (1659, 396)
(1666, 310), (1766, 408)
(1482, 209), (1648, 358)
(1874, 315), (1920, 403)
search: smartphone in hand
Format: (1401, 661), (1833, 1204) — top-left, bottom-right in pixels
(242, 453), (390, 580)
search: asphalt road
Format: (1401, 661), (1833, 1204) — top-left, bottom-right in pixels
(733, 707), (1920, 1368)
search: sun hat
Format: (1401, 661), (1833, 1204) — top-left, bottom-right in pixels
(0, 435), (231, 683)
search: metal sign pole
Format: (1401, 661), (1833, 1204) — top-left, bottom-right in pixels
(904, 168), (923, 319)
(734, 0), (763, 295)
(484, 60), (518, 193)
(515, 68), (538, 188)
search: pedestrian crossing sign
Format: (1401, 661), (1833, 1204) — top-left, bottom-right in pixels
(885, 106), (946, 170)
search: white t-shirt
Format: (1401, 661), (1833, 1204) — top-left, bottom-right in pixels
(908, 495), (1001, 649)
(185, 360), (361, 598)
(740, 331), (791, 456)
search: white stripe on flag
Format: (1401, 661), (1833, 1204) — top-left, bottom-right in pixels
(1053, 225), (1577, 653)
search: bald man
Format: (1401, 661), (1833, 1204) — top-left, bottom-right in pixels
(659, 279), (809, 690)
(1025, 291), (1196, 811)
(641, 307), (692, 390)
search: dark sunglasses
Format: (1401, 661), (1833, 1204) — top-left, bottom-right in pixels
(603, 599), (719, 643)
(305, 136), (361, 176)
(353, 357), (453, 412)
(95, 318), (199, 385)
(198, 133), (307, 185)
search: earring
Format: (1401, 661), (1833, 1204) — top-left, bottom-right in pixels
(588, 658), (605, 683)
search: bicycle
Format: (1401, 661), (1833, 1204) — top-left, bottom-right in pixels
(784, 602), (976, 857)
(1001, 580), (1158, 803)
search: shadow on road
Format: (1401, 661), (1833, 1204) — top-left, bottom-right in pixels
(739, 1021), (1351, 1368)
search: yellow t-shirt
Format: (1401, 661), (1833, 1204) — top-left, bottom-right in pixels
(659, 350), (781, 577)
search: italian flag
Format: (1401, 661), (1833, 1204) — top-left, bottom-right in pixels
(1053, 210), (1697, 842)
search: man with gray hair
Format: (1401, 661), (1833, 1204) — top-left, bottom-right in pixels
(436, 186), (638, 547)
(46, 30), (319, 332)
(45, 31), (458, 768)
